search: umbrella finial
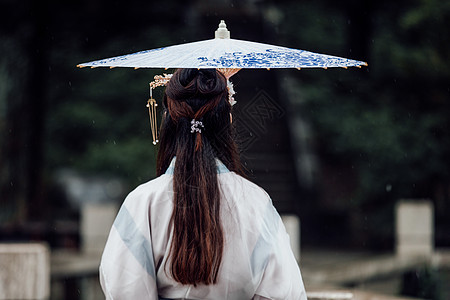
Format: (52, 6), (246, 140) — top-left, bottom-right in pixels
(215, 20), (230, 39)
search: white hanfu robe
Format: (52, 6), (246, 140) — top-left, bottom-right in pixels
(100, 158), (307, 300)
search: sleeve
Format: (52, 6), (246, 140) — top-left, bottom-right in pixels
(253, 204), (307, 300)
(99, 191), (159, 300)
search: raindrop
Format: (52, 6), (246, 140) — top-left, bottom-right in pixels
(386, 184), (392, 192)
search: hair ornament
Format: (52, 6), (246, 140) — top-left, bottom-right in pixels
(150, 73), (173, 89)
(146, 73), (173, 145)
(191, 119), (204, 134)
(147, 97), (158, 145)
(227, 79), (236, 106)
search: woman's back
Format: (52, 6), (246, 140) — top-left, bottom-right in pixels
(100, 158), (306, 299)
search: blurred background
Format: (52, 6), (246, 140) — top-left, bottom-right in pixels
(0, 0), (449, 299)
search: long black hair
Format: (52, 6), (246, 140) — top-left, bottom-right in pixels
(156, 69), (244, 285)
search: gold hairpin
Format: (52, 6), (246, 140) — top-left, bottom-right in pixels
(146, 73), (173, 145)
(150, 73), (173, 89)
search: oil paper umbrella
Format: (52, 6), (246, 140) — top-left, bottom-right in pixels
(78, 20), (367, 70)
(77, 20), (367, 143)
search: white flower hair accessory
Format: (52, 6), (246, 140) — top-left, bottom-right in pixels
(227, 79), (236, 106)
(190, 119), (204, 133)
(218, 68), (240, 106)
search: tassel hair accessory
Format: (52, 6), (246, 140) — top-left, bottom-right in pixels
(147, 73), (173, 145)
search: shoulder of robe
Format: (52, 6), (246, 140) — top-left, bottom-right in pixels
(123, 174), (172, 206)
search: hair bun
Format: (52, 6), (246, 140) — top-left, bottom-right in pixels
(196, 69), (226, 97)
(166, 69), (226, 101)
(166, 69), (197, 100)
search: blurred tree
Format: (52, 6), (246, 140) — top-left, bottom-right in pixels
(276, 0), (450, 248)
(0, 0), (191, 229)
(0, 0), (50, 225)
(43, 0), (192, 187)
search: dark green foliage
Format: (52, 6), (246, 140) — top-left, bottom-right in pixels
(401, 267), (446, 300)
(274, 0), (450, 247)
(277, 0), (450, 201)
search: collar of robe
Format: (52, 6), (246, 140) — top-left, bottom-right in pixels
(165, 157), (230, 175)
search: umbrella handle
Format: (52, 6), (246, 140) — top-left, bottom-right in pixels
(218, 68), (241, 79)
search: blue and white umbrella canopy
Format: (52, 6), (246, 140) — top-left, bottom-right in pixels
(77, 20), (367, 70)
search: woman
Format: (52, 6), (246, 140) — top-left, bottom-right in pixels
(99, 68), (307, 299)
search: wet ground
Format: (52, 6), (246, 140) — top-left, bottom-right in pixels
(301, 248), (450, 299)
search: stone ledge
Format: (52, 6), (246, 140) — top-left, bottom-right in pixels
(302, 249), (450, 286)
(51, 250), (101, 278)
(0, 243), (50, 300)
(307, 289), (421, 300)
